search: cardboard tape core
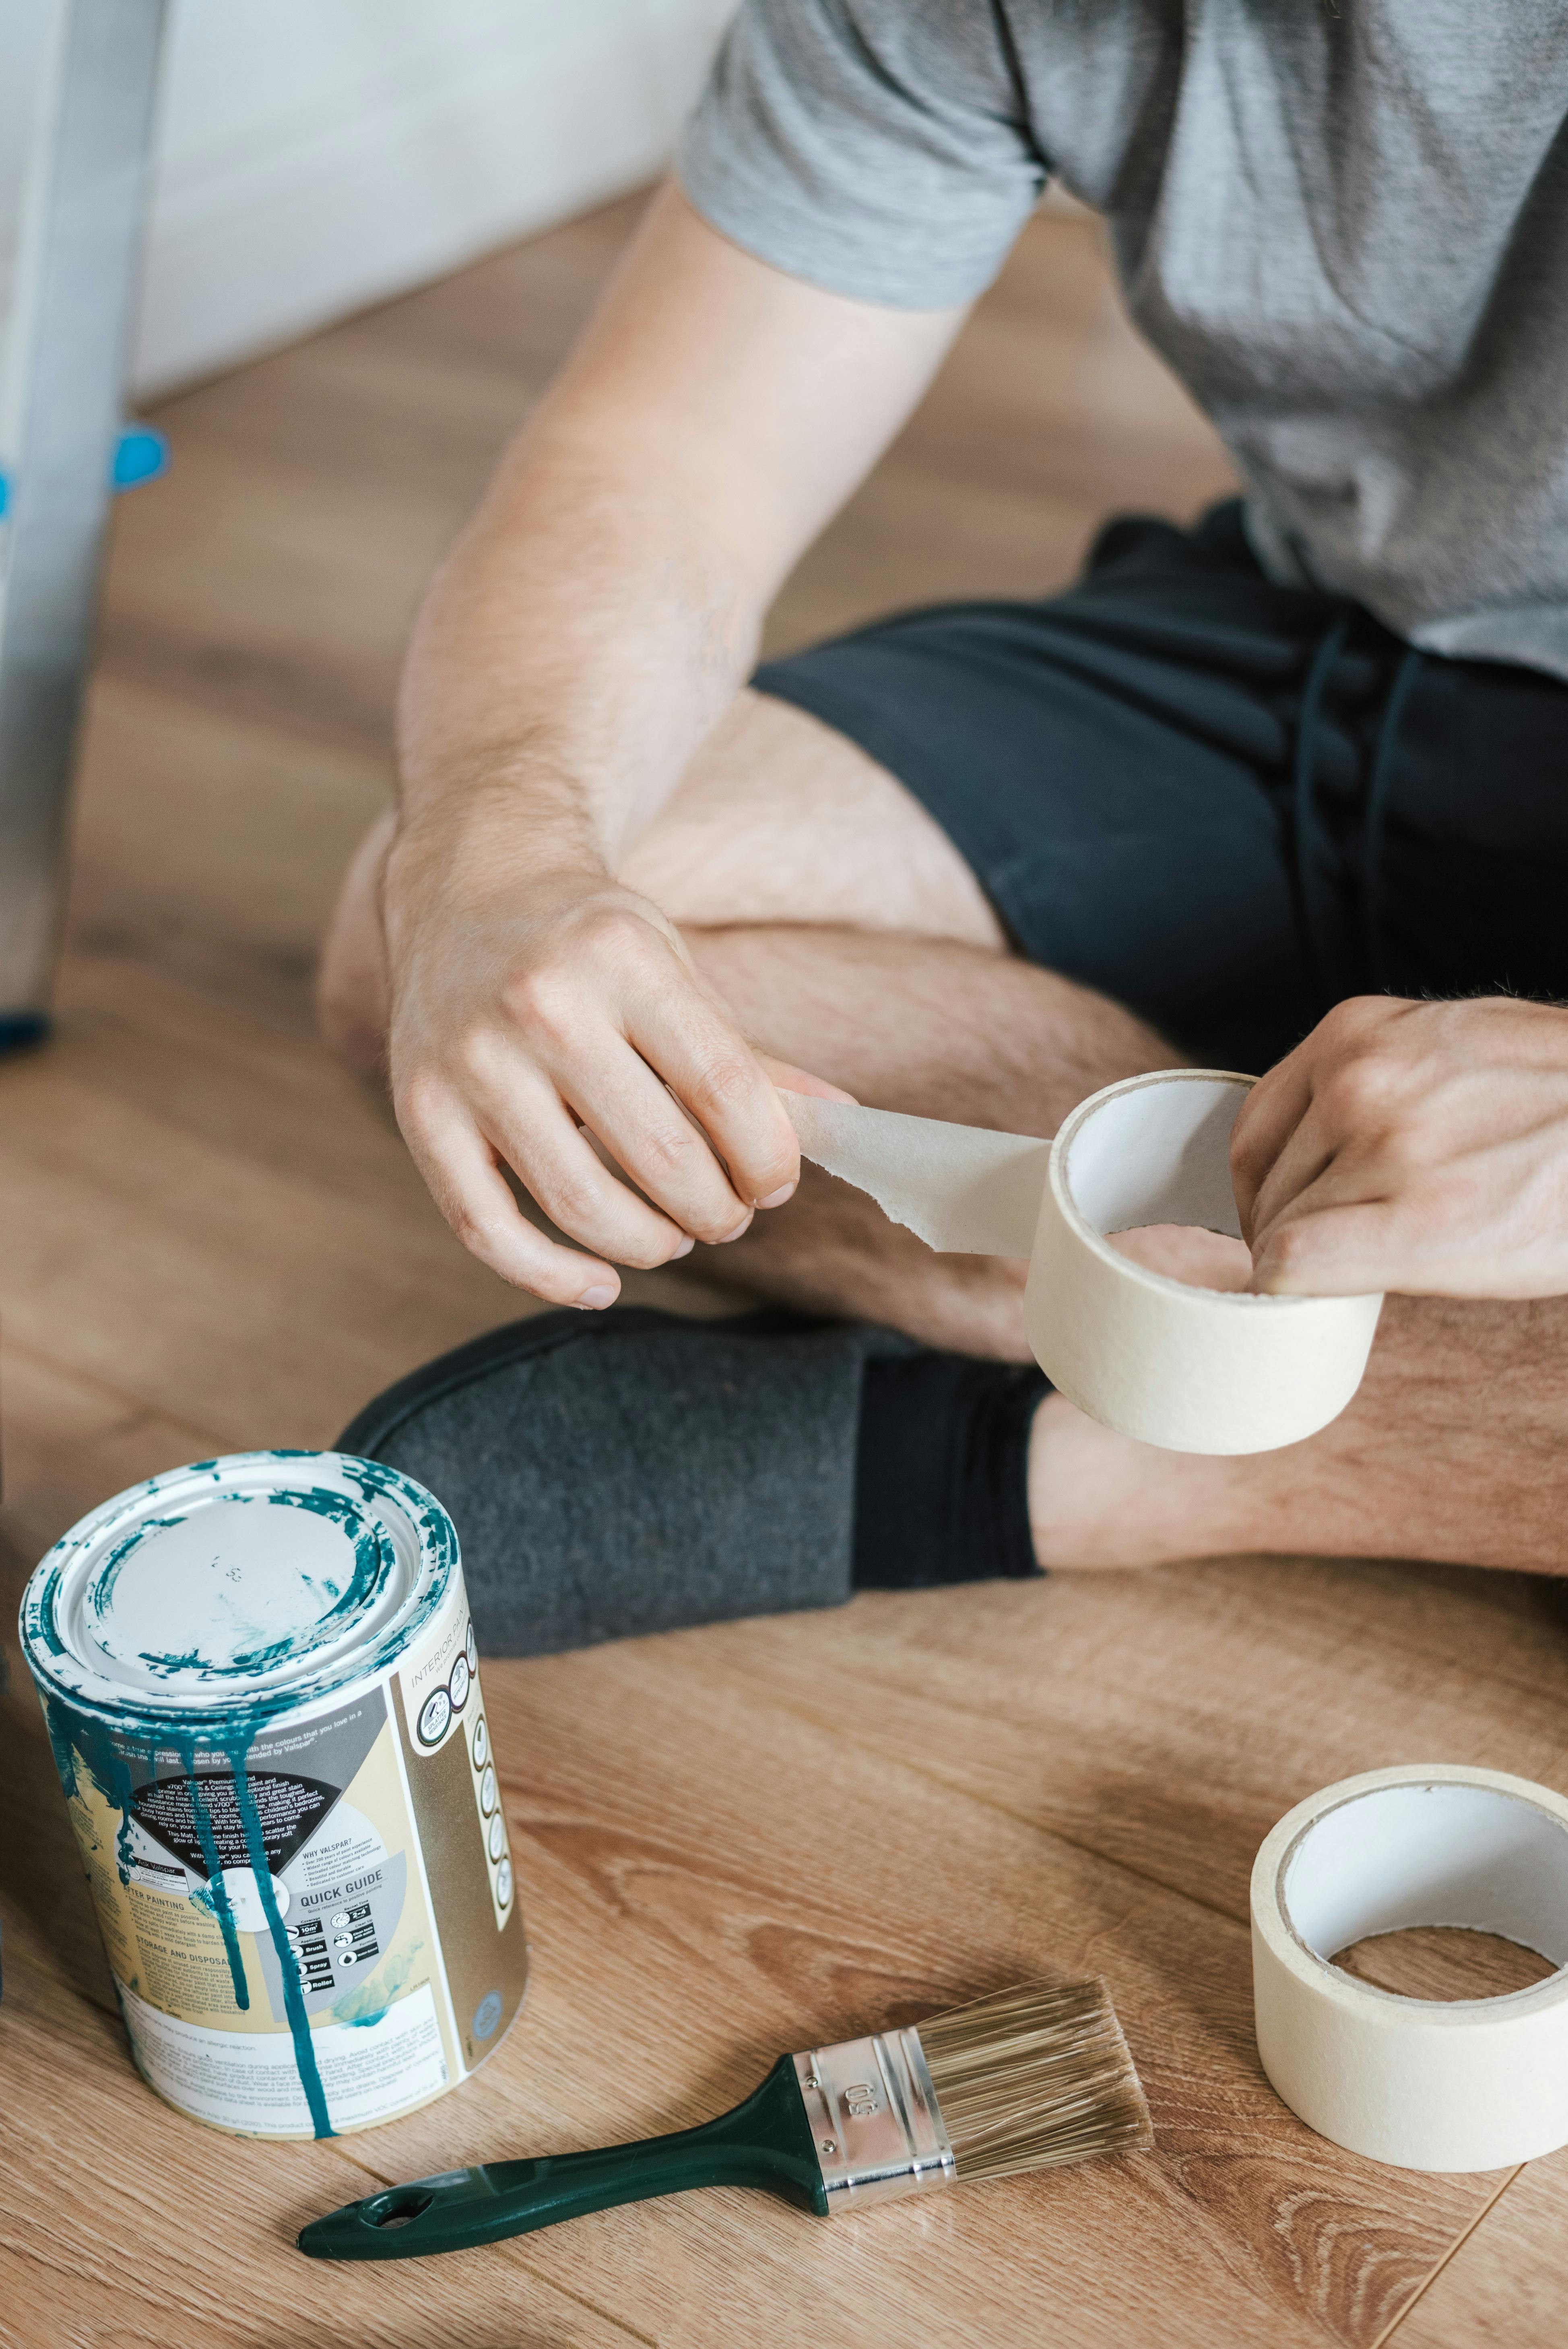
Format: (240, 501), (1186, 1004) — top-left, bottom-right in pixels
(1252, 1766), (1568, 2170)
(1060, 1071), (1245, 1238)
(1283, 1783), (1568, 1967)
(786, 1069), (1384, 1455)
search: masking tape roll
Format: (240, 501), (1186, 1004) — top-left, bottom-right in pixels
(1251, 1765), (1568, 2170)
(785, 1068), (1383, 1455)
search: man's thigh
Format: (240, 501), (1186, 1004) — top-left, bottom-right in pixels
(619, 687), (1009, 950)
(320, 686), (1011, 1081)
(742, 516), (1332, 1076)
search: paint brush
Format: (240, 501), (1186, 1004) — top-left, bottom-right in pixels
(298, 1976), (1151, 2260)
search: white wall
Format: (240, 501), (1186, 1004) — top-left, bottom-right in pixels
(4, 0), (734, 405)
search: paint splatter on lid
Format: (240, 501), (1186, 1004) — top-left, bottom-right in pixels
(20, 1451), (458, 1720)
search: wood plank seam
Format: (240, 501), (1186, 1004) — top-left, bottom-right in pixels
(0, 2211), (660, 2349)
(1, 1327), (227, 1451)
(683, 1648), (1271, 1939)
(575, 1651), (1512, 2339)
(0, 1893), (661, 2349)
(1372, 2163), (1524, 2347)
(307, 2134), (665, 2344)
(690, 1581), (1568, 1763)
(679, 1633), (1548, 2343)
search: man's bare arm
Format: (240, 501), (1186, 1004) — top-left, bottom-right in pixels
(384, 182), (964, 1304)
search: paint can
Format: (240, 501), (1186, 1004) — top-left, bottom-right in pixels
(19, 1449), (528, 2138)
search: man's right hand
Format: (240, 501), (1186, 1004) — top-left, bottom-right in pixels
(382, 812), (835, 1307)
(369, 184), (962, 1297)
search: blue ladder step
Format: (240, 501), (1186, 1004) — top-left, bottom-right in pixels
(0, 421), (168, 517)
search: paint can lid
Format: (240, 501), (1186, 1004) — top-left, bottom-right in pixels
(20, 1451), (458, 1719)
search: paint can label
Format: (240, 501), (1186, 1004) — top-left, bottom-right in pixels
(21, 1452), (528, 2136)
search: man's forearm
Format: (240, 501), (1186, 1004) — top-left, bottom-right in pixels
(390, 184), (962, 906)
(394, 420), (766, 893)
(370, 185), (963, 1302)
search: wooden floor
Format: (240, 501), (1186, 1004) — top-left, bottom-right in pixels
(2, 193), (1566, 2349)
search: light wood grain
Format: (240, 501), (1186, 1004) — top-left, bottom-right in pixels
(1337, 1929), (1556, 2004)
(0, 1899), (645, 2349)
(0, 1578), (1504, 2349)
(0, 186), (1562, 2348)
(661, 1562), (1568, 1971)
(1387, 2153), (1568, 2347)
(414, 1637), (1517, 2349)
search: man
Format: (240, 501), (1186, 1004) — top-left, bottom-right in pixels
(321, 1), (1568, 1650)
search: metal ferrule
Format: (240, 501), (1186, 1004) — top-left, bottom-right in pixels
(794, 2027), (955, 2211)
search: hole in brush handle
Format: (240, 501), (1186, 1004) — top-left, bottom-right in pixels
(366, 2187), (437, 2229)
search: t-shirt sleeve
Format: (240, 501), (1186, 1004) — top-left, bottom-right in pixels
(677, 0), (1050, 310)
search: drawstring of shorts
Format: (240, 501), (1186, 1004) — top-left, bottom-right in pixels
(1290, 613), (1425, 1011)
(1290, 612), (1353, 1009)
(1360, 643), (1424, 993)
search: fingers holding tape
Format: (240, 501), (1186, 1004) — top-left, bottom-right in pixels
(786, 1070), (1384, 1455)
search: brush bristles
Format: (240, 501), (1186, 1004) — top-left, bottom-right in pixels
(915, 1978), (1152, 2183)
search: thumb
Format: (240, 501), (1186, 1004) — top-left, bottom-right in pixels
(1249, 1201), (1391, 1296)
(755, 1051), (859, 1106)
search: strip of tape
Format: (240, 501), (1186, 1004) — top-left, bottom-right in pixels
(785, 1068), (1382, 1455)
(1251, 1765), (1568, 2169)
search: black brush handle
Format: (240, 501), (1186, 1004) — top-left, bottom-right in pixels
(297, 2056), (825, 2260)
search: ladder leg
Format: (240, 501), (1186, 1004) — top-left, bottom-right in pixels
(0, 0), (169, 1045)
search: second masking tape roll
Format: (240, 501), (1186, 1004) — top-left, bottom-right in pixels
(1252, 1766), (1568, 2169)
(785, 1068), (1383, 1456)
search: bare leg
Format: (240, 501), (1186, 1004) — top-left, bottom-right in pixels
(318, 808), (394, 1084)
(633, 698), (1568, 1578)
(1028, 1291), (1568, 1573)
(317, 689), (1006, 1080)
(320, 690), (1176, 1352)
(622, 689), (1008, 949)
(682, 919), (1174, 1357)
(679, 916), (1568, 1575)
(619, 692), (1181, 1354)
(319, 689), (1568, 1577)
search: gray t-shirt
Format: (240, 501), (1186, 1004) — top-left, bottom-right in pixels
(679, 0), (1568, 681)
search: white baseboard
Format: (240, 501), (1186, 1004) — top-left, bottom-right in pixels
(131, 0), (735, 396)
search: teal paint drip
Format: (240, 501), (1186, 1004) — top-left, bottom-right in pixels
(332, 1941), (423, 2029)
(40, 1689), (82, 1804)
(20, 1448), (526, 2139)
(88, 1488), (392, 1688)
(41, 1693), (251, 2013)
(228, 1730), (334, 2138)
(95, 1517), (180, 1619)
(177, 1736), (250, 2013)
(39, 1686), (139, 1887)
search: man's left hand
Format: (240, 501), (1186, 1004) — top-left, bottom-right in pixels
(1230, 995), (1568, 1298)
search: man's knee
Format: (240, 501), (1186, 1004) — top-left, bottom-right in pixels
(620, 688), (1006, 947)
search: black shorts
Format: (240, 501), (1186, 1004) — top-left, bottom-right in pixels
(752, 503), (1568, 1073)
